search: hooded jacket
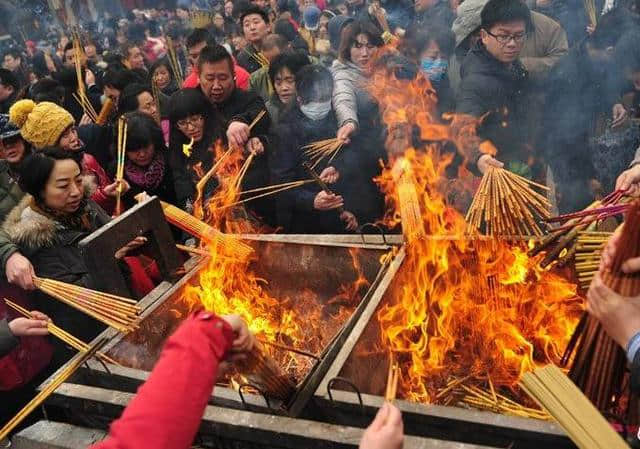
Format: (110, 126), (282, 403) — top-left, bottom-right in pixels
(2, 195), (110, 340)
(456, 42), (534, 174)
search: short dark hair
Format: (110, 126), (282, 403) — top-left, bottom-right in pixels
(123, 111), (166, 153)
(296, 64), (333, 104)
(186, 28), (209, 49)
(118, 83), (152, 115)
(168, 88), (210, 123)
(268, 51), (310, 85)
(63, 42), (74, 58)
(120, 41), (140, 59)
(338, 20), (384, 63)
(0, 68), (19, 90)
(30, 78), (65, 104)
(19, 148), (82, 200)
(405, 25), (456, 61)
(240, 5), (270, 27)
(197, 44), (234, 74)
(103, 68), (142, 90)
(263, 34), (290, 52)
(3, 49), (21, 61)
(480, 0), (533, 32)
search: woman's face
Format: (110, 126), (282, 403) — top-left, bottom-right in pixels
(43, 159), (83, 213)
(350, 33), (377, 68)
(153, 65), (171, 89)
(176, 114), (205, 142)
(274, 67), (296, 105)
(213, 13), (225, 29)
(127, 143), (156, 168)
(420, 39), (443, 60)
(0, 136), (26, 164)
(137, 91), (160, 124)
(224, 1), (234, 16)
(58, 126), (82, 152)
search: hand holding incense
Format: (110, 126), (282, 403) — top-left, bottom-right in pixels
(115, 117), (128, 216)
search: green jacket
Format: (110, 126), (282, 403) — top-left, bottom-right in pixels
(0, 161), (26, 276)
(250, 67), (273, 103)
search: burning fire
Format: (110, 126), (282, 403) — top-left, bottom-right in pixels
(369, 55), (583, 405)
(180, 141), (372, 383)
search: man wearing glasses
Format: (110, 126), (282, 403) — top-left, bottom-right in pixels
(456, 0), (540, 180)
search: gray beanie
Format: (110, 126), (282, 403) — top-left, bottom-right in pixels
(451, 0), (490, 47)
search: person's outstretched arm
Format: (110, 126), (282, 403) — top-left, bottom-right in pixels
(92, 312), (253, 449)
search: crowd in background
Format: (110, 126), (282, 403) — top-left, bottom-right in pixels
(0, 0), (639, 446)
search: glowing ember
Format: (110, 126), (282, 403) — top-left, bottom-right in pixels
(368, 59), (582, 407)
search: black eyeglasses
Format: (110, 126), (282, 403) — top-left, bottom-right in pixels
(484, 29), (526, 45)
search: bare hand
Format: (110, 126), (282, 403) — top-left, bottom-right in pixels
(114, 236), (148, 259)
(103, 179), (131, 198)
(245, 137), (264, 155)
(586, 24), (596, 35)
(359, 403), (404, 449)
(79, 113), (93, 126)
(587, 273), (640, 349)
(616, 165), (640, 197)
(227, 121), (250, 149)
(319, 166), (340, 184)
(85, 69), (96, 87)
(612, 103), (628, 128)
(337, 122), (357, 144)
(6, 252), (35, 290)
(314, 191), (344, 210)
(9, 313), (50, 337)
(601, 227), (640, 274)
(340, 210), (358, 231)
(477, 154), (504, 174)
(217, 314), (255, 378)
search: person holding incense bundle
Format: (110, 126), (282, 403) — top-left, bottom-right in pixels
(197, 44), (275, 225)
(0, 313), (49, 359)
(272, 64), (376, 233)
(168, 88), (226, 208)
(118, 83), (170, 145)
(149, 58), (180, 97)
(2, 149), (152, 340)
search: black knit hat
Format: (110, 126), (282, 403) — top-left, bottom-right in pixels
(0, 114), (20, 141)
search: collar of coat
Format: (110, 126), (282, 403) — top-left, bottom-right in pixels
(2, 175), (97, 250)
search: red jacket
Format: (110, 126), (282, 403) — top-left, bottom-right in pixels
(91, 311), (234, 449)
(82, 153), (116, 215)
(182, 63), (250, 91)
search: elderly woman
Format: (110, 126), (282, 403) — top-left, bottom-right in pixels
(265, 51), (311, 126)
(118, 83), (171, 145)
(331, 20), (384, 144)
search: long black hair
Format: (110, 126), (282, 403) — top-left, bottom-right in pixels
(123, 111), (166, 154)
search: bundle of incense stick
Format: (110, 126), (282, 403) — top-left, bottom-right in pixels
(583, 0), (598, 27)
(575, 231), (612, 289)
(72, 34), (98, 123)
(192, 148), (231, 219)
(385, 354), (399, 401)
(392, 159), (425, 241)
(563, 204), (640, 412)
(303, 138), (345, 168)
(33, 276), (140, 333)
(222, 180), (314, 210)
(227, 110), (267, 188)
(530, 190), (627, 268)
(95, 98), (114, 126)
(466, 167), (551, 237)
(234, 343), (296, 400)
(4, 299), (119, 366)
(115, 117), (127, 216)
(0, 338), (106, 441)
(151, 79), (162, 122)
(521, 365), (628, 449)
(457, 382), (551, 420)
(165, 35), (184, 86)
(250, 50), (270, 68)
(156, 199), (253, 258)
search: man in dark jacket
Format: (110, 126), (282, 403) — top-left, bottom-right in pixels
(410, 0), (455, 31)
(236, 6), (271, 74)
(198, 44), (275, 224)
(456, 0), (535, 177)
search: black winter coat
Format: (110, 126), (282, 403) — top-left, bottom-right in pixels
(272, 108), (384, 233)
(456, 42), (535, 177)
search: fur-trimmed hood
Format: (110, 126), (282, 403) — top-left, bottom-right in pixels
(2, 175), (102, 251)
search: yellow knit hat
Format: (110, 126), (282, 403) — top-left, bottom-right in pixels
(9, 100), (75, 149)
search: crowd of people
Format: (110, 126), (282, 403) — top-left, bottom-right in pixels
(0, 0), (639, 446)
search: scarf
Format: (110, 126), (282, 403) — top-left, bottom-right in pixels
(30, 196), (93, 232)
(124, 154), (166, 191)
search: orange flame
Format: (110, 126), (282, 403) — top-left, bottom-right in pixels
(368, 61), (582, 403)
